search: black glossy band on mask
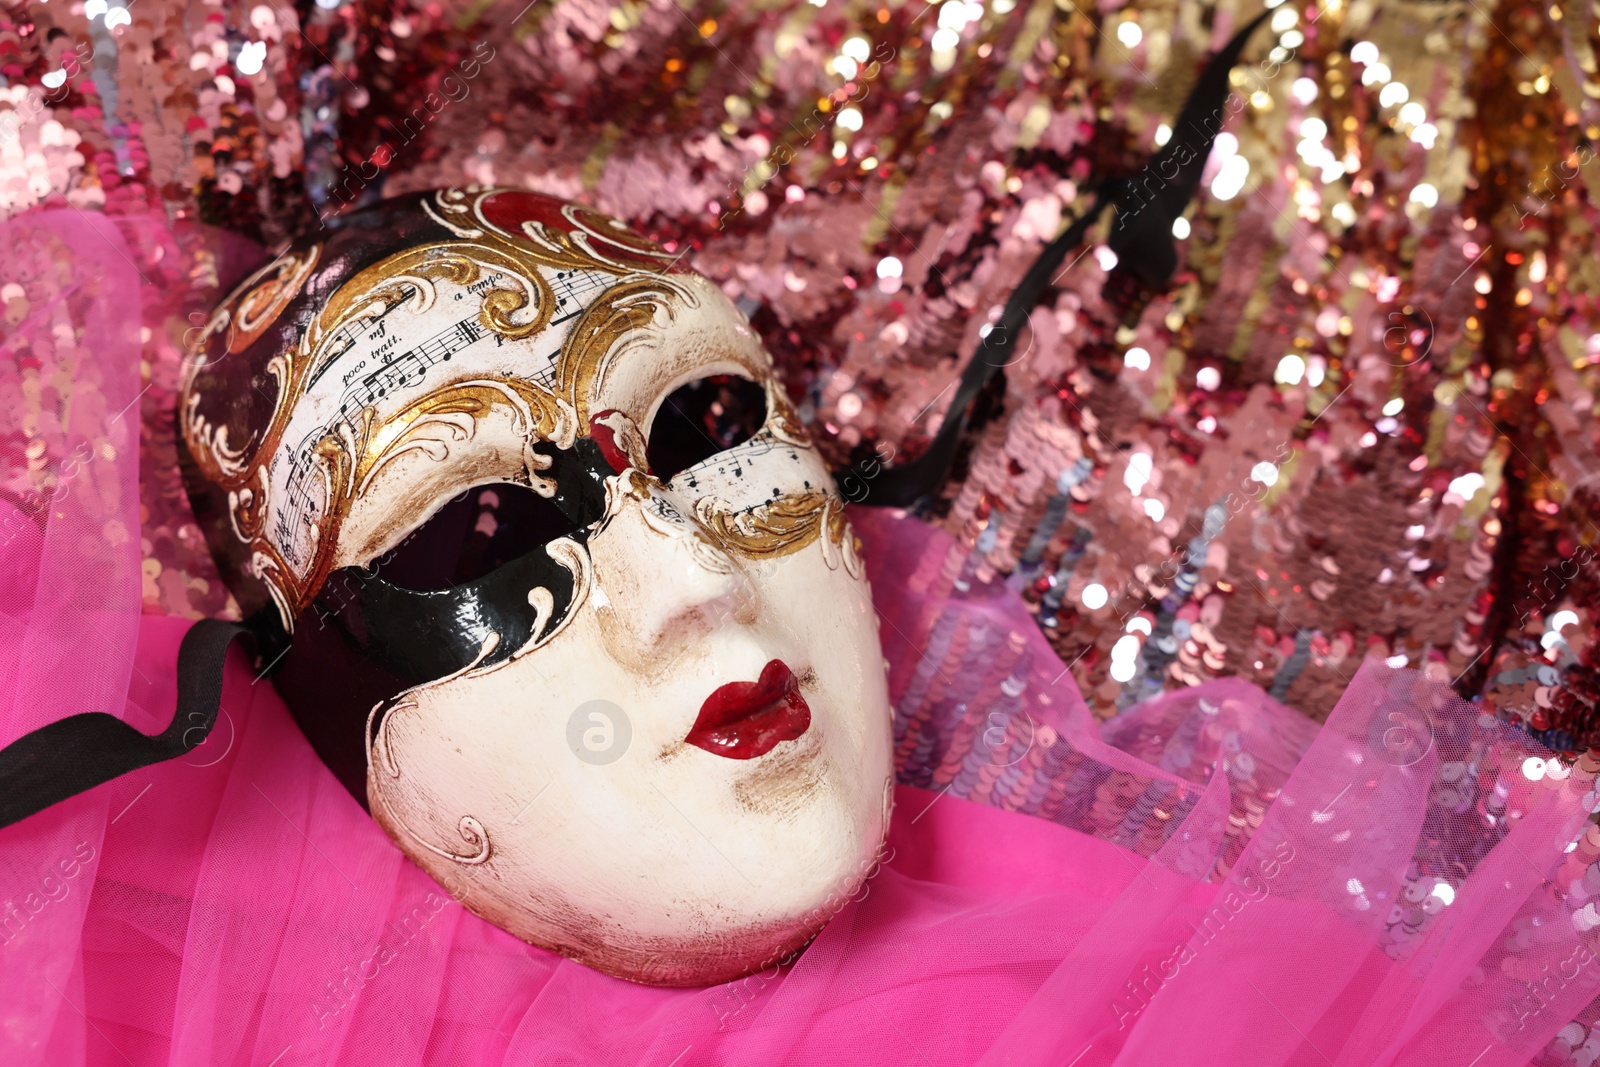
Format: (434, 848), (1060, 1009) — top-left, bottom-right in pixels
(272, 436), (623, 804)
(312, 536), (587, 684)
(305, 436), (615, 685)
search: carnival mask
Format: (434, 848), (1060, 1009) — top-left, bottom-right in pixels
(0, 18), (1264, 989)
(172, 188), (894, 986)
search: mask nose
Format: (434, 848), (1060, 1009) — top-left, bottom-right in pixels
(587, 483), (758, 663)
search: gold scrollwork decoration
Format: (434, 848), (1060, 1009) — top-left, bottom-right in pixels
(251, 376), (578, 626)
(231, 245), (322, 353)
(353, 378), (578, 501)
(188, 233), (577, 497)
(183, 391), (252, 483)
(180, 243), (322, 378)
(694, 490), (854, 567)
(554, 275), (696, 427)
(764, 378), (811, 448)
(365, 636), (502, 866)
(454, 187), (680, 276)
(226, 465), (270, 542)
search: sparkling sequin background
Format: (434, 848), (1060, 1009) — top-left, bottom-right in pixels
(2, 0), (1600, 1051)
(2, 0), (1594, 725)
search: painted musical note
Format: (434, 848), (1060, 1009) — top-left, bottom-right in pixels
(548, 269), (609, 327)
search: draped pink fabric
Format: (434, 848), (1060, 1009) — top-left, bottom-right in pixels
(2, 212), (1596, 1066)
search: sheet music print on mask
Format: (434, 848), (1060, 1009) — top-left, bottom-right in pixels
(264, 266), (613, 578)
(664, 432), (815, 525)
(677, 436), (805, 492)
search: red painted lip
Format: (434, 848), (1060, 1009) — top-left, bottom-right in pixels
(686, 660), (811, 760)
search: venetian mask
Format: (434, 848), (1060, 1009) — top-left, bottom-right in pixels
(177, 188), (895, 986)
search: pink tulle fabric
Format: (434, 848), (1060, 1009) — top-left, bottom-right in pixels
(3, 212), (1598, 1067)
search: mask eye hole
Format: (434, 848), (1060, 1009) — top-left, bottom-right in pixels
(373, 483), (580, 592)
(646, 374), (768, 483)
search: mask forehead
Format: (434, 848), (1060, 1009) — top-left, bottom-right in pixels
(179, 188), (769, 628)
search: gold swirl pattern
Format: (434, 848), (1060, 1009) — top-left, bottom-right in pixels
(230, 245), (321, 353)
(764, 378), (811, 448)
(552, 274), (697, 427)
(694, 490), (854, 567)
(367, 642), (504, 867)
(354, 378), (579, 500)
(182, 243), (322, 370)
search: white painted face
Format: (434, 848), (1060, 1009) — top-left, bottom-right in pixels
(180, 188), (894, 986)
(366, 284), (896, 985)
